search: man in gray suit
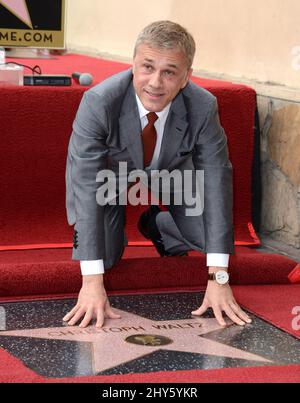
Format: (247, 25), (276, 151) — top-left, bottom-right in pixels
(64, 21), (252, 328)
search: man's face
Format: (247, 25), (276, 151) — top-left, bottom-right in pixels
(132, 43), (192, 112)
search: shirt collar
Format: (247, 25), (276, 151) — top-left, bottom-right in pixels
(135, 94), (171, 122)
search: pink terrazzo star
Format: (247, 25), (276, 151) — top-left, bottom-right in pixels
(0, 309), (271, 374)
(0, 0), (32, 28)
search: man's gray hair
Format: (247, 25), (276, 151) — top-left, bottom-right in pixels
(134, 21), (196, 69)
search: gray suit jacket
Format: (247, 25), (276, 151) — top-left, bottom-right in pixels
(66, 68), (234, 260)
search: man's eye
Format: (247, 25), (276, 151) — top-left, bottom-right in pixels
(143, 64), (153, 70)
(164, 70), (175, 76)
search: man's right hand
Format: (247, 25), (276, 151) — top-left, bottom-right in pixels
(62, 274), (121, 328)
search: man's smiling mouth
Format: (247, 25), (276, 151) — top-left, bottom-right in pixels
(145, 90), (165, 98)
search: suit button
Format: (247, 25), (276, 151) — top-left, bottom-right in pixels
(73, 230), (78, 249)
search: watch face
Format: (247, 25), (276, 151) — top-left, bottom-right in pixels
(215, 270), (229, 285)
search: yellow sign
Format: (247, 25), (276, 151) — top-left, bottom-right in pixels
(0, 0), (66, 48)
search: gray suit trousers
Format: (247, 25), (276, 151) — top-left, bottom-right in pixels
(105, 205), (204, 270)
(102, 204), (127, 270)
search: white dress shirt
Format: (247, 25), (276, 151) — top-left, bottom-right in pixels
(80, 95), (229, 275)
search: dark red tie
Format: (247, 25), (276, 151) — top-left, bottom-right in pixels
(142, 112), (158, 168)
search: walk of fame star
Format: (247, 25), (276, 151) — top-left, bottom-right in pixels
(0, 308), (271, 375)
(0, 293), (299, 378)
(0, 0), (32, 28)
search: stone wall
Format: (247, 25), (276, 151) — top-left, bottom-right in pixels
(257, 96), (300, 258)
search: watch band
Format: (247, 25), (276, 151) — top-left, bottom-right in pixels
(208, 273), (217, 281)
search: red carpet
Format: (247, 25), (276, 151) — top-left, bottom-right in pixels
(0, 247), (298, 299)
(0, 53), (258, 250)
(234, 284), (300, 339)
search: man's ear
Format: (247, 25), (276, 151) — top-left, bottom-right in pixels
(181, 68), (193, 89)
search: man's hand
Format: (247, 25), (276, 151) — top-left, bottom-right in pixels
(62, 274), (121, 328)
(191, 267), (252, 327)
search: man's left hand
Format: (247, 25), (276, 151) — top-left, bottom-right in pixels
(191, 271), (252, 327)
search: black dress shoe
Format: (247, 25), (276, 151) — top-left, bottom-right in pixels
(137, 206), (160, 238)
(138, 206), (165, 256)
(138, 206), (188, 257)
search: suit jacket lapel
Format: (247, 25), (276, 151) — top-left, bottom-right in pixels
(119, 83), (144, 170)
(156, 91), (189, 169)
